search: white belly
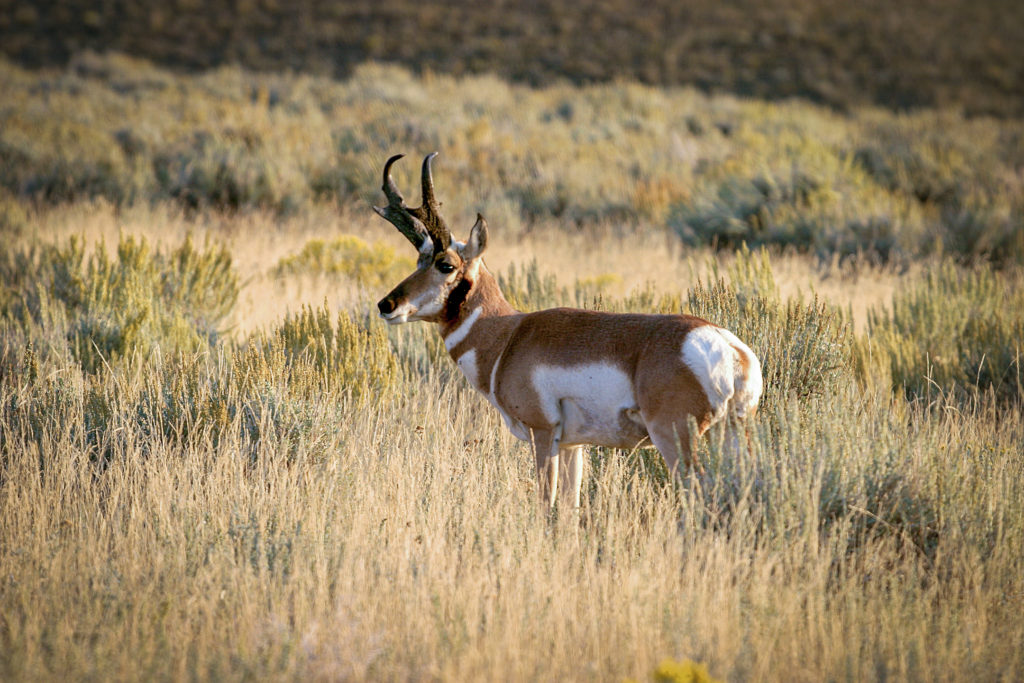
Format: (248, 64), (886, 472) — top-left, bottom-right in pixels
(531, 363), (648, 448)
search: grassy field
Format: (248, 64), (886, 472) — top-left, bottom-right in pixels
(2, 54), (1024, 681)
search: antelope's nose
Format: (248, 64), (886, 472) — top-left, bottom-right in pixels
(378, 298), (396, 316)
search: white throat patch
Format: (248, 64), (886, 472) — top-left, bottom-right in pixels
(444, 306), (482, 352)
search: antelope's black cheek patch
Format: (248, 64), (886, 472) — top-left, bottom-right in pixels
(442, 275), (473, 322)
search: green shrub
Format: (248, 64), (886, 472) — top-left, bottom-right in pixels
(852, 137), (961, 206)
(0, 234), (238, 372)
(863, 261), (1023, 405)
(496, 260), (629, 313)
(264, 302), (401, 404)
(668, 168), (907, 261)
(148, 304), (400, 455)
(699, 248), (853, 411)
(616, 249), (853, 412)
(0, 121), (132, 204)
(0, 190), (30, 237)
(849, 116), (1024, 265)
(686, 279), (851, 412)
(937, 199), (1024, 267)
(154, 131), (310, 212)
(1, 302), (403, 465)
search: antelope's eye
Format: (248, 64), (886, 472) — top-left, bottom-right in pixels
(436, 262), (456, 274)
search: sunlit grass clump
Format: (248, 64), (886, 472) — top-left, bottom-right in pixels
(0, 235), (402, 465)
(679, 251), (851, 412)
(266, 302), (401, 403)
(863, 260), (1024, 405)
(273, 235), (415, 288)
(1, 233), (237, 372)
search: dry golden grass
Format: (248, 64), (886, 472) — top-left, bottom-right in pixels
(2, 348), (1022, 681)
(3, 203), (1023, 681)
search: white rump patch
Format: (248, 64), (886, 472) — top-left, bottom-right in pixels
(714, 327), (763, 418)
(681, 326), (737, 420)
(682, 326), (763, 420)
(444, 307), (482, 352)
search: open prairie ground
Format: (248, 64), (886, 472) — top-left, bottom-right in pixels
(2, 55), (1023, 681)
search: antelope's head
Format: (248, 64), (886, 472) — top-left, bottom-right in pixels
(374, 153), (488, 324)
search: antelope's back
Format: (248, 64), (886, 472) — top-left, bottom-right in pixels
(502, 308), (709, 366)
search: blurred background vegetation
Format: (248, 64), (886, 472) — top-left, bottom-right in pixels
(2, 54), (1023, 266)
(1, 0), (1022, 117)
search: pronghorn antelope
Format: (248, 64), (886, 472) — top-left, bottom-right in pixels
(374, 153), (763, 509)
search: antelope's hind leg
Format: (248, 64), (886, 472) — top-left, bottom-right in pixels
(638, 358), (717, 475)
(646, 420), (696, 475)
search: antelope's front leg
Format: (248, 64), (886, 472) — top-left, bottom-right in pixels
(530, 428), (559, 509)
(558, 446), (585, 510)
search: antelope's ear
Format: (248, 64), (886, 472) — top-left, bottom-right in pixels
(461, 213), (488, 261)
